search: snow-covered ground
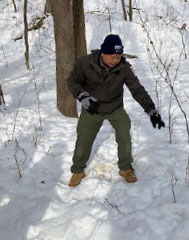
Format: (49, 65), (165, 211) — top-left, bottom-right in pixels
(0, 0), (189, 239)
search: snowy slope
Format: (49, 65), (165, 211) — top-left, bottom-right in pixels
(0, 0), (189, 239)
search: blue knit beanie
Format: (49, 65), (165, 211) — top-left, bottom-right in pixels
(101, 34), (124, 54)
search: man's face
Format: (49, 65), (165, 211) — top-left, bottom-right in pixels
(101, 53), (121, 68)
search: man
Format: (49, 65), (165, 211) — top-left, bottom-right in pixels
(67, 34), (165, 187)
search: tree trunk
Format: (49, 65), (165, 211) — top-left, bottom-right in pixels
(51, 0), (87, 117)
(24, 0), (30, 70)
(129, 0), (133, 21)
(45, 0), (51, 14)
(73, 0), (87, 59)
(0, 85), (5, 105)
(121, 0), (127, 21)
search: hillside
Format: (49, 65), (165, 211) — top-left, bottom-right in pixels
(0, 0), (189, 239)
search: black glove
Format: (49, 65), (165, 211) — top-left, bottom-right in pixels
(148, 109), (165, 129)
(77, 91), (100, 114)
(87, 99), (100, 114)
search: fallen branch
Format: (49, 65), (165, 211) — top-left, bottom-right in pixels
(123, 53), (138, 59)
(14, 35), (23, 41)
(104, 198), (123, 214)
(14, 16), (46, 41)
(28, 16), (46, 31)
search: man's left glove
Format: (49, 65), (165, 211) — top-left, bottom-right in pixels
(77, 91), (100, 114)
(148, 109), (165, 129)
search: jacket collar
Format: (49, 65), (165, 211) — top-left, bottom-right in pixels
(90, 49), (126, 74)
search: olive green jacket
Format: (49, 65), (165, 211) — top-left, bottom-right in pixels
(67, 50), (155, 114)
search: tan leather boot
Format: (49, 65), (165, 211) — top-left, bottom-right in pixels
(119, 169), (137, 183)
(68, 173), (86, 187)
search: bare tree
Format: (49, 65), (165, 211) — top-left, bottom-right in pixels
(121, 0), (133, 21)
(129, 0), (133, 21)
(137, 7), (189, 143)
(11, 0), (17, 12)
(24, 0), (30, 70)
(48, 0), (87, 117)
(121, 0), (127, 21)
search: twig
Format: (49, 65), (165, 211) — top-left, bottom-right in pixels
(12, 80), (31, 140)
(34, 81), (42, 131)
(106, 6), (112, 32)
(137, 7), (189, 143)
(13, 139), (25, 178)
(104, 198), (123, 214)
(168, 90), (174, 143)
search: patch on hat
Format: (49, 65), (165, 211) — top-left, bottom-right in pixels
(114, 45), (123, 53)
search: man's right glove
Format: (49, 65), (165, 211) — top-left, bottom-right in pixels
(148, 109), (165, 129)
(77, 91), (100, 114)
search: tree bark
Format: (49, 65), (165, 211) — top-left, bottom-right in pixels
(73, 0), (87, 59)
(45, 0), (51, 14)
(51, 0), (87, 117)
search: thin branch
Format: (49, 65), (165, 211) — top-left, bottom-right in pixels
(12, 81), (31, 140)
(13, 139), (24, 178)
(34, 81), (42, 131)
(11, 0), (17, 12)
(186, 156), (189, 187)
(171, 170), (177, 203)
(137, 8), (189, 143)
(104, 198), (123, 214)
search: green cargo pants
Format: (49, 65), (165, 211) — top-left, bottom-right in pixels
(71, 106), (133, 173)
